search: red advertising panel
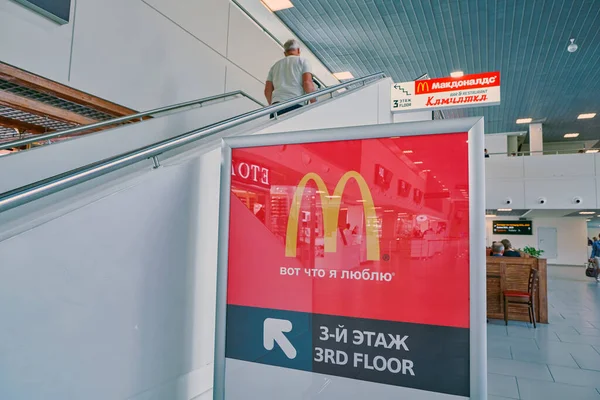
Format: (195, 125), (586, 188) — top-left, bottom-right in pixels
(218, 126), (483, 399)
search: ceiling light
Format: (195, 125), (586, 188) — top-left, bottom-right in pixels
(486, 215), (497, 218)
(498, 208), (513, 212)
(333, 71), (354, 80)
(587, 219), (592, 222)
(564, 133), (579, 138)
(578, 113), (596, 119)
(261, 0), (294, 11)
(413, 161), (423, 164)
(567, 38), (578, 53)
(516, 118), (533, 124)
(579, 211), (596, 215)
(586, 149), (599, 153)
(403, 150), (413, 154)
(451, 71), (464, 78)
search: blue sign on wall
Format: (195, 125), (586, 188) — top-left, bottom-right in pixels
(13, 0), (71, 24)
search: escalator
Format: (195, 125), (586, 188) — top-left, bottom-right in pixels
(0, 72), (388, 400)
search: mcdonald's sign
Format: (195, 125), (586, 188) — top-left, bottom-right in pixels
(415, 81), (430, 94)
(391, 71), (501, 112)
(285, 171), (381, 261)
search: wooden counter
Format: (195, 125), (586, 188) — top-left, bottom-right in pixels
(486, 257), (548, 324)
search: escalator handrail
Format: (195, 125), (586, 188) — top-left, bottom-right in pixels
(0, 72), (386, 213)
(0, 90), (265, 151)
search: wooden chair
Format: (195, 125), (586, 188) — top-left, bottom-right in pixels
(503, 268), (539, 328)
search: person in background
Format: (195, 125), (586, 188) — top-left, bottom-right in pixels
(484, 149), (490, 158)
(590, 237), (600, 282)
(491, 242), (504, 257)
(501, 239), (521, 257)
(264, 39), (316, 118)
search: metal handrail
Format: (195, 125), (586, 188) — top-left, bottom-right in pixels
(0, 72), (386, 213)
(0, 90), (264, 151)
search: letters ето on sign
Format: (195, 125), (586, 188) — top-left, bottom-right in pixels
(391, 71), (501, 112)
(223, 134), (471, 399)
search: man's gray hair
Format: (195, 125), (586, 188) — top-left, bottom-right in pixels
(283, 39), (300, 52)
(492, 243), (504, 254)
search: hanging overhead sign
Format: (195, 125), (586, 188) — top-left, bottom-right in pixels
(391, 72), (500, 113)
(215, 119), (487, 399)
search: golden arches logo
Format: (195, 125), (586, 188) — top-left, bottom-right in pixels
(285, 171), (381, 261)
(416, 81), (429, 93)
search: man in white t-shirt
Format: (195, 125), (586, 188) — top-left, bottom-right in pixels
(264, 39), (316, 118)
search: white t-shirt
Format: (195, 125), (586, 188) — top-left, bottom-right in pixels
(267, 56), (312, 103)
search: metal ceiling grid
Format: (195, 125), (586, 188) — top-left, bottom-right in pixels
(0, 128), (34, 141)
(277, 0), (600, 142)
(0, 79), (115, 121)
(0, 106), (76, 132)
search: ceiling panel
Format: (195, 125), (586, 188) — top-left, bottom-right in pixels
(276, 0), (600, 143)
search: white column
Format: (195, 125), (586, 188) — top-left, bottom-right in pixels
(507, 135), (518, 155)
(529, 123), (543, 156)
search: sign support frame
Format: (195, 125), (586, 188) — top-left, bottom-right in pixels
(214, 117), (487, 399)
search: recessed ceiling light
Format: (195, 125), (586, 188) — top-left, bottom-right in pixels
(564, 133), (580, 138)
(333, 71), (354, 80)
(516, 118), (533, 124)
(451, 71), (464, 78)
(498, 208), (513, 212)
(261, 0), (294, 11)
(578, 113), (596, 119)
(579, 211), (596, 215)
(403, 150), (413, 154)
(413, 161), (423, 164)
(586, 149), (599, 153)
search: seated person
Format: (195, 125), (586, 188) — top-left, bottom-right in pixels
(501, 239), (521, 257)
(491, 242), (504, 257)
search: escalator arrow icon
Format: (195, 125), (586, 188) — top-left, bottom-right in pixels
(263, 318), (297, 359)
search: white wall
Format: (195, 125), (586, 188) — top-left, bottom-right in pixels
(484, 134), (508, 155)
(0, 0), (336, 111)
(0, 161), (216, 400)
(486, 217), (589, 265)
(485, 153), (600, 209)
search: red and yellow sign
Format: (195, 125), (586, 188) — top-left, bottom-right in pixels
(392, 71), (501, 112)
(223, 132), (474, 398)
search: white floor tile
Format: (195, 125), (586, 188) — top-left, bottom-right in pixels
(517, 377), (600, 399)
(488, 373), (519, 399)
(549, 365), (600, 387)
(488, 357), (553, 381)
